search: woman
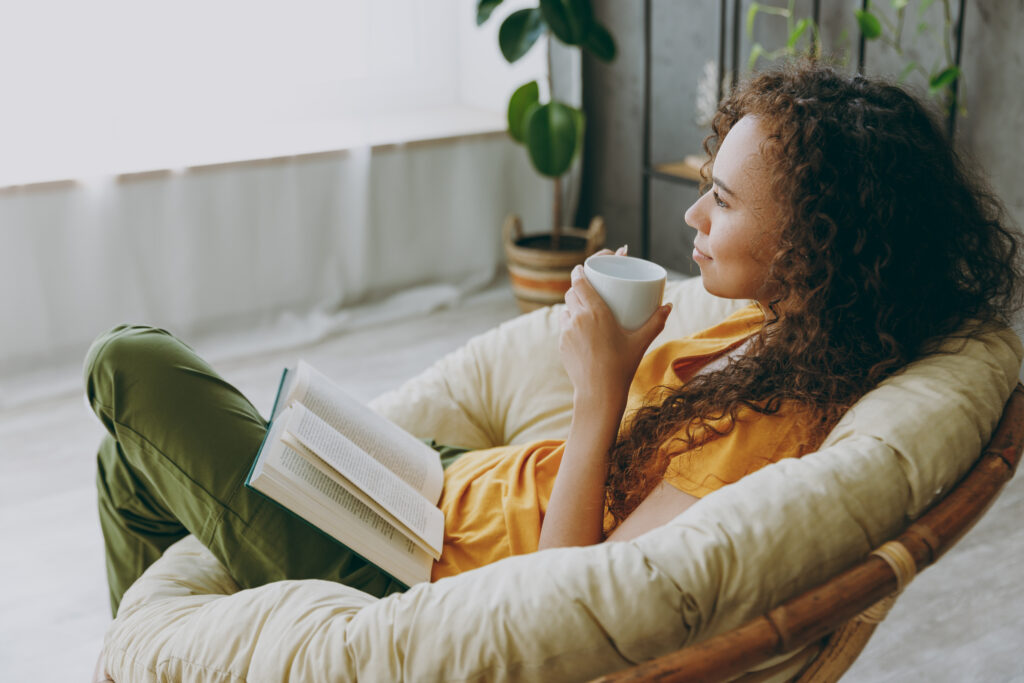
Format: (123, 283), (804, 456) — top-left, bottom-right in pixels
(86, 59), (1021, 623)
(548, 59), (1023, 547)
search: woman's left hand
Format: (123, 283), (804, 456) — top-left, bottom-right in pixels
(559, 251), (672, 406)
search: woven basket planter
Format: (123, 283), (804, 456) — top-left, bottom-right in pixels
(503, 214), (606, 313)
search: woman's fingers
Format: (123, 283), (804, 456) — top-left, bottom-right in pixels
(630, 303), (673, 346)
(564, 283), (582, 310)
(570, 265), (610, 312)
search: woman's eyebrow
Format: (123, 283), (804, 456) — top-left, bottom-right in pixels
(712, 176), (738, 199)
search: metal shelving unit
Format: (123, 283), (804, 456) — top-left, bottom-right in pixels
(639, 0), (964, 261)
(640, 0), (742, 260)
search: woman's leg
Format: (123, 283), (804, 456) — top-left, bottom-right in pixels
(85, 324), (404, 615)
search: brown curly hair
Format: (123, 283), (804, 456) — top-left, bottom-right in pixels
(604, 59), (1023, 527)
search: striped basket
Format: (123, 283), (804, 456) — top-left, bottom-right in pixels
(503, 214), (606, 312)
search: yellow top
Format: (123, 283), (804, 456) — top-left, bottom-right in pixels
(431, 304), (818, 581)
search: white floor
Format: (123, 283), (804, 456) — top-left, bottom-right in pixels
(1, 279), (1021, 682)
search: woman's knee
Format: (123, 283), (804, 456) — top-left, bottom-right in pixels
(83, 324), (177, 420)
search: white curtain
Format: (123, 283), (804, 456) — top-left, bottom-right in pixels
(0, 0), (584, 407)
(0, 137), (552, 407)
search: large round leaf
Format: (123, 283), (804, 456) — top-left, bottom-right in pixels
(583, 20), (616, 61)
(499, 8), (544, 63)
(571, 107), (586, 160)
(476, 0), (503, 26)
(508, 81), (540, 143)
(525, 101), (581, 177)
(539, 0), (591, 45)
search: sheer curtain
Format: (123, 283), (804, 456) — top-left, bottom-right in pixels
(0, 0), (582, 407)
(0, 0), (543, 184)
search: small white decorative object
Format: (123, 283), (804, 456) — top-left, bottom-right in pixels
(695, 59), (731, 127)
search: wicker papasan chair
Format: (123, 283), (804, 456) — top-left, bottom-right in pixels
(95, 277), (1023, 682)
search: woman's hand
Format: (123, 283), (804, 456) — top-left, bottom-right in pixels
(542, 247), (671, 549)
(559, 246), (672, 405)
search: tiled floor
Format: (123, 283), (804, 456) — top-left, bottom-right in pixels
(2, 279), (1021, 682)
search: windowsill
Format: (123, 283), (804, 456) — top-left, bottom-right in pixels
(0, 105), (508, 190)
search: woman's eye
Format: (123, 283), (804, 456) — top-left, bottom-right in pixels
(712, 190), (727, 208)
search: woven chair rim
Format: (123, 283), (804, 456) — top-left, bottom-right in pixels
(593, 383), (1024, 683)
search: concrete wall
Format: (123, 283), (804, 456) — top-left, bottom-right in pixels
(578, 0), (1024, 289)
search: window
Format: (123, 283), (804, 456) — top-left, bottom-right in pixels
(0, 0), (542, 185)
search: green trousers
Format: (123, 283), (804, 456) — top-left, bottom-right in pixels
(84, 324), (468, 616)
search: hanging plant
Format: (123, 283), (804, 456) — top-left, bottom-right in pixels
(745, 0), (964, 120)
(856, 0), (965, 118)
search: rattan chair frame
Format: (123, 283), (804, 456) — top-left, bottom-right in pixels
(594, 384), (1024, 683)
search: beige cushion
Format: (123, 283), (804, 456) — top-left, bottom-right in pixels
(370, 277), (746, 448)
(102, 277), (1023, 682)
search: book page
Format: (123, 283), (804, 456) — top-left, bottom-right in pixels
(282, 404), (444, 558)
(249, 437), (433, 586)
(285, 361), (444, 503)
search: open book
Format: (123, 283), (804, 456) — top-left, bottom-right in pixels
(246, 360), (445, 587)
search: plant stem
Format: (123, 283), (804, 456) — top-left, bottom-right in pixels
(547, 32), (562, 249)
(894, 4), (905, 51)
(552, 176), (562, 250)
(942, 0), (955, 67)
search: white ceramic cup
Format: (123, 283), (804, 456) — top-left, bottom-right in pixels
(583, 255), (667, 330)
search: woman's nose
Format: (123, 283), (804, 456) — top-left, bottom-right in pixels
(684, 194), (708, 234)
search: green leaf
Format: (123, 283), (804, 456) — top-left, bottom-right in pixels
(524, 101), (579, 177)
(571, 107), (586, 160)
(476, 0), (503, 26)
(748, 42), (766, 70)
(890, 0), (909, 10)
(539, 0), (591, 45)
(746, 2), (760, 39)
(498, 8), (544, 63)
(854, 9), (882, 39)
(897, 60), (917, 82)
(508, 81), (540, 143)
(929, 66), (960, 94)
(787, 18), (809, 50)
(582, 20), (616, 61)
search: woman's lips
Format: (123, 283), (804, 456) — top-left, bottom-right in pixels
(692, 245), (711, 262)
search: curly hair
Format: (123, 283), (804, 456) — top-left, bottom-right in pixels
(604, 59), (1023, 527)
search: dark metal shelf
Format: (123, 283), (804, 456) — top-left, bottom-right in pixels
(639, 0), (967, 260)
(646, 156), (705, 184)
(641, 0), (740, 260)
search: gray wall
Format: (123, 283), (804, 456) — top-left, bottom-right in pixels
(578, 0), (1024, 287)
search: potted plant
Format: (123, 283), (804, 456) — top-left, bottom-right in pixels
(477, 0), (617, 311)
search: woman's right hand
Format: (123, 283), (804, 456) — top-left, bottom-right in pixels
(559, 245), (672, 408)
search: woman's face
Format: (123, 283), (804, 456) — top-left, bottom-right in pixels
(684, 115), (782, 305)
